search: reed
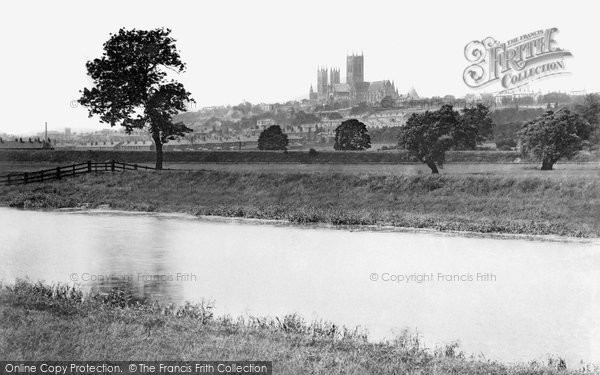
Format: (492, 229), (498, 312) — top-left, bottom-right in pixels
(2, 280), (595, 374)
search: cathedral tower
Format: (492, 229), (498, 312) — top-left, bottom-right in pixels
(346, 53), (364, 85)
(330, 68), (340, 85)
(317, 67), (328, 98)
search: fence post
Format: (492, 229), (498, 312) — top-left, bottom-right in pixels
(134, 164), (138, 170)
(24, 172), (28, 184)
(111, 160), (115, 172)
(72, 164), (75, 175)
(40, 171), (44, 182)
(87, 161), (92, 173)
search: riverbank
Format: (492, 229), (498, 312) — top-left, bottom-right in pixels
(1, 280), (593, 374)
(1, 169), (599, 237)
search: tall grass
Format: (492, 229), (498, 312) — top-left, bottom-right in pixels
(1, 280), (596, 374)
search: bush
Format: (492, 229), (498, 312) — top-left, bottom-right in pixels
(495, 138), (517, 150)
(308, 148), (318, 157)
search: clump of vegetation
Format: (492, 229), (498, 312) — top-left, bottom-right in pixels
(334, 119), (371, 151)
(7, 191), (79, 209)
(257, 125), (289, 151)
(78, 28), (195, 170)
(399, 104), (495, 173)
(520, 108), (592, 170)
(399, 105), (458, 173)
(1, 280), (596, 374)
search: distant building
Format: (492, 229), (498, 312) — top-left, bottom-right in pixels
(75, 141), (121, 151)
(407, 87), (420, 99)
(311, 53), (399, 105)
(309, 85), (317, 100)
(0, 137), (51, 150)
(256, 118), (276, 129)
(117, 141), (153, 151)
(259, 103), (274, 112)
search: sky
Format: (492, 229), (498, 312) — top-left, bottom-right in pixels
(0, 0), (598, 135)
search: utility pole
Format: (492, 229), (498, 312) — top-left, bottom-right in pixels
(45, 122), (48, 143)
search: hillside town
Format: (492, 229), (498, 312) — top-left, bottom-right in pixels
(0, 86), (587, 153)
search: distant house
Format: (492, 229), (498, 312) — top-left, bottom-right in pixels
(0, 137), (51, 150)
(75, 142), (121, 151)
(116, 141), (154, 151)
(256, 119), (276, 130)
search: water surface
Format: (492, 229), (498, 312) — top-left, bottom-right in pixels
(0, 207), (598, 365)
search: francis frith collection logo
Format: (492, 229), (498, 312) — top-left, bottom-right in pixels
(463, 27), (572, 90)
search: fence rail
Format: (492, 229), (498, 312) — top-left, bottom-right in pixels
(0, 160), (158, 186)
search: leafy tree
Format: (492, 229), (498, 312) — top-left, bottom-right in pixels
(494, 122), (522, 150)
(520, 108), (592, 170)
(333, 119), (371, 151)
(78, 28), (194, 169)
(575, 93), (600, 146)
(398, 105), (460, 174)
(457, 104), (494, 148)
(258, 125), (289, 151)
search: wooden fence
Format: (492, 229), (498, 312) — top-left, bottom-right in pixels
(0, 161), (158, 186)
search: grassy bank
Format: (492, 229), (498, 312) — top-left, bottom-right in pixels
(1, 169), (599, 237)
(0, 149), (525, 164)
(1, 280), (594, 374)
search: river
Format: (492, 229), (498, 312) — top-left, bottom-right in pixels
(0, 207), (598, 365)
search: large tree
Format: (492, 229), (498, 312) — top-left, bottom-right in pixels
(519, 108), (592, 170)
(460, 104), (494, 145)
(447, 104), (494, 150)
(333, 119), (371, 151)
(258, 125), (289, 151)
(398, 105), (460, 174)
(575, 93), (600, 146)
(78, 28), (194, 169)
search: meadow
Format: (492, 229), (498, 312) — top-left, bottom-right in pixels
(1, 280), (595, 374)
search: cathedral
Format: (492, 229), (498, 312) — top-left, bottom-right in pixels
(309, 53), (399, 105)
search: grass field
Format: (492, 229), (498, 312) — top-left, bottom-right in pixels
(2, 161), (600, 177)
(2, 280), (594, 374)
(1, 167), (599, 237)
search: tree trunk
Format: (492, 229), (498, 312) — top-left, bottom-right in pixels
(541, 157), (554, 171)
(424, 159), (439, 174)
(153, 136), (163, 170)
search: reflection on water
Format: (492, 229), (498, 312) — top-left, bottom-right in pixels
(0, 207), (599, 366)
